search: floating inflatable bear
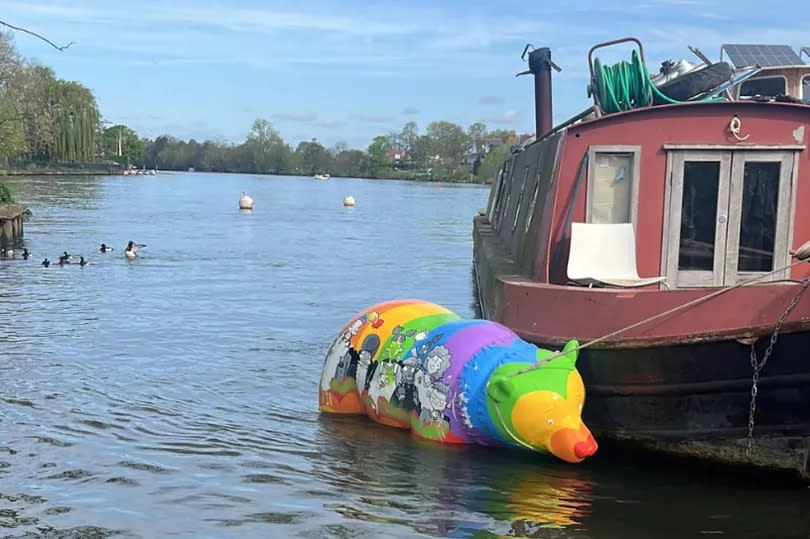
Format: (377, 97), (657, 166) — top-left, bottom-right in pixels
(318, 299), (597, 463)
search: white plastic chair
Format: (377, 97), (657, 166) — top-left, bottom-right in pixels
(566, 222), (666, 288)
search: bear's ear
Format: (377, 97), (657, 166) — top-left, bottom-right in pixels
(563, 340), (580, 363)
(544, 339), (579, 370)
(486, 376), (515, 404)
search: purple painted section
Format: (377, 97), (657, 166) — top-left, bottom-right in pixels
(443, 321), (518, 441)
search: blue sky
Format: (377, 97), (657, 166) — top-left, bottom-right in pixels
(3, 0), (808, 149)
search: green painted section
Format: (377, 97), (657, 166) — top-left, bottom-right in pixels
(376, 312), (461, 362)
(330, 377), (358, 396)
(484, 340), (579, 443)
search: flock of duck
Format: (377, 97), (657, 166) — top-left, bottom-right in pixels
(0, 241), (146, 267)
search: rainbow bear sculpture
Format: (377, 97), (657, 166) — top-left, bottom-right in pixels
(319, 299), (597, 463)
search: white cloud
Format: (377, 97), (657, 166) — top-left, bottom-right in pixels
(273, 111), (318, 122)
(488, 109), (518, 124)
(352, 114), (395, 124)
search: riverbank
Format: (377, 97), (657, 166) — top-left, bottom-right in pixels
(0, 165), (494, 184)
(1, 165), (124, 176)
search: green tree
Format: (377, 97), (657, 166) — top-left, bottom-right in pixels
(0, 182), (13, 203)
(468, 122), (487, 141)
(295, 139), (331, 175)
(365, 135), (391, 178)
(486, 128), (513, 138)
(475, 143), (512, 183)
(426, 120), (470, 178)
(247, 118), (289, 173)
(333, 149), (365, 177)
(102, 124), (144, 166)
(400, 121), (418, 152)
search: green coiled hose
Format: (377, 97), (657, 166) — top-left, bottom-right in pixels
(591, 50), (716, 114)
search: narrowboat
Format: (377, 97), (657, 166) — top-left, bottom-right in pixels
(472, 38), (810, 480)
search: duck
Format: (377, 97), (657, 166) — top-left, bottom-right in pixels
(22, 248), (29, 260)
(58, 254), (70, 264)
(62, 251), (72, 262)
(100, 243), (114, 253)
(79, 256), (88, 267)
(124, 241), (145, 259)
(5, 247), (13, 258)
(41, 258), (50, 267)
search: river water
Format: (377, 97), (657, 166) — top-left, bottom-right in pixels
(0, 172), (808, 539)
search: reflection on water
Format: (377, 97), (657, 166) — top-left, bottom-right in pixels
(1, 172), (809, 538)
(313, 415), (595, 537)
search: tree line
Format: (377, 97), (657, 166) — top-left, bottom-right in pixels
(0, 30), (524, 186)
(115, 119), (520, 183)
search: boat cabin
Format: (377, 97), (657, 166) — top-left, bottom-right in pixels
(482, 42), (810, 294)
(721, 44), (810, 103)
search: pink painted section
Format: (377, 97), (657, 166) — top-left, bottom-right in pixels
(543, 101), (810, 284)
(499, 278), (810, 345)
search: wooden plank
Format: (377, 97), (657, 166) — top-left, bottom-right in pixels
(662, 144), (805, 151)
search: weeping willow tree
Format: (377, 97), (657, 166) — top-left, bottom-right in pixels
(46, 80), (99, 162)
(0, 30), (100, 164)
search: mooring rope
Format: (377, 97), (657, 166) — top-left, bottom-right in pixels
(507, 248), (810, 379)
(489, 398), (538, 451)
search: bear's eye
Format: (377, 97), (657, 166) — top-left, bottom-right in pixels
(547, 419), (553, 425)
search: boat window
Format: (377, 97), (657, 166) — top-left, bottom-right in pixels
(663, 150), (795, 288)
(512, 166), (530, 231)
(738, 76), (787, 99)
(737, 162), (780, 271)
(803, 75), (810, 103)
(586, 147), (640, 227)
(488, 165), (504, 218)
(678, 162), (721, 271)
(525, 174), (541, 233)
(496, 160), (513, 230)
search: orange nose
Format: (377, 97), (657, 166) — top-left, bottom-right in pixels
(550, 425), (598, 463)
(574, 433), (598, 459)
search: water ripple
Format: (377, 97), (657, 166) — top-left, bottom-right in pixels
(1, 174), (808, 538)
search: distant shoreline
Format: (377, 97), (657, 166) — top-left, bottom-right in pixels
(1, 167), (494, 184)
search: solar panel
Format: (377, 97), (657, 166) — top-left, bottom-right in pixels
(722, 44), (804, 67)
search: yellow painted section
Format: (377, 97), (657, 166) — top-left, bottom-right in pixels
(566, 370), (586, 411)
(351, 300), (453, 362)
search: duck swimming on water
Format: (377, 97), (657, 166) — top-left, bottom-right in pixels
(22, 248), (29, 260)
(124, 241), (145, 259)
(41, 258), (50, 267)
(79, 256), (88, 266)
(100, 243), (113, 252)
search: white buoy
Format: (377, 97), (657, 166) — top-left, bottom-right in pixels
(343, 196), (355, 207)
(239, 192), (254, 210)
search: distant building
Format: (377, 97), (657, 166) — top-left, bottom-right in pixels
(461, 131), (534, 165)
(387, 149), (407, 163)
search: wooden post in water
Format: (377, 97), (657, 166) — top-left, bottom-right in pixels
(0, 204), (27, 247)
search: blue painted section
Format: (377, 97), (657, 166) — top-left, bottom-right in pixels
(460, 337), (539, 446)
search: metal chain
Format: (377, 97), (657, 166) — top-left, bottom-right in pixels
(745, 278), (810, 456)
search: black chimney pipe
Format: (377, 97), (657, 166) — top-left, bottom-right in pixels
(518, 46), (560, 139)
